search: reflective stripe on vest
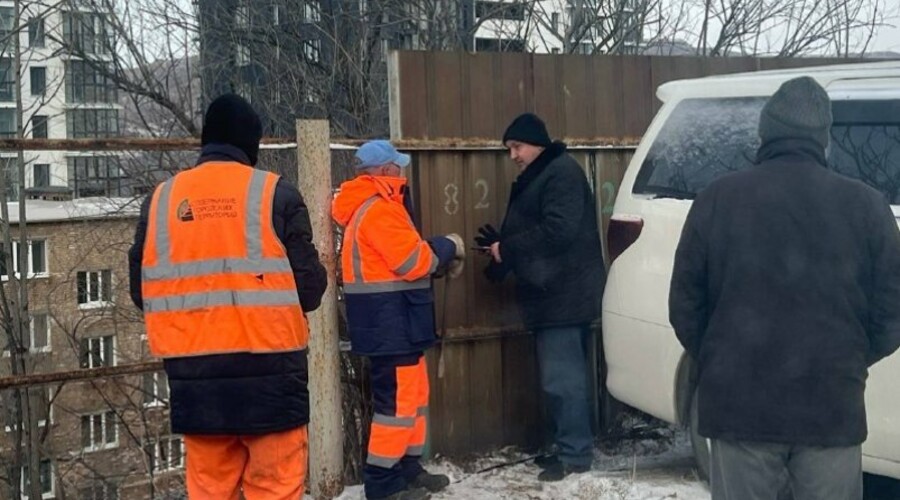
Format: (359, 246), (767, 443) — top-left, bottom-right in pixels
(143, 169), (293, 309)
(343, 195), (432, 295)
(144, 290), (302, 313)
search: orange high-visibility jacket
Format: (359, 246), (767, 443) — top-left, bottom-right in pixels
(142, 162), (308, 358)
(332, 175), (438, 355)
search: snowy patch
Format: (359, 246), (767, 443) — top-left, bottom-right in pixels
(337, 431), (710, 500)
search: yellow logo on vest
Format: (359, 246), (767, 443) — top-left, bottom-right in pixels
(177, 199), (195, 222)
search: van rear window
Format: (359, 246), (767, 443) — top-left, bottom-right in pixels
(831, 100), (900, 205)
(633, 97), (763, 199)
(633, 97), (900, 205)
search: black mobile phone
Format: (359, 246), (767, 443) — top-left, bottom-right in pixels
(471, 246), (491, 252)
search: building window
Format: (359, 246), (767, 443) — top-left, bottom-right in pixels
(30, 67), (47, 96)
(33, 163), (50, 187)
(69, 156), (122, 197)
(78, 482), (118, 500)
(475, 37), (526, 53)
(236, 42), (251, 67)
(80, 334), (115, 368)
(28, 17), (45, 48)
(32, 115), (48, 139)
(551, 12), (560, 32)
(0, 109), (15, 137)
(69, 156), (123, 197)
(1, 157), (17, 199)
(3, 387), (51, 430)
(303, 1), (320, 22)
(76, 270), (113, 308)
(475, 1), (526, 21)
(143, 372), (169, 407)
(62, 12), (111, 55)
(20, 459), (54, 499)
(27, 313), (51, 352)
(302, 39), (320, 63)
(151, 436), (185, 472)
(574, 42), (593, 55)
(0, 58), (14, 102)
(1, 240), (49, 278)
(235, 4), (250, 28)
(66, 61), (117, 103)
(81, 410), (118, 451)
(66, 109), (119, 138)
(0, 8), (13, 51)
(0, 7), (13, 32)
(26, 240), (46, 275)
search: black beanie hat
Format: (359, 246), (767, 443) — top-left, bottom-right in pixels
(201, 94), (263, 166)
(502, 113), (552, 147)
(759, 76), (832, 151)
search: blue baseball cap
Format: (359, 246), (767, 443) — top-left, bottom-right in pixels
(355, 140), (411, 169)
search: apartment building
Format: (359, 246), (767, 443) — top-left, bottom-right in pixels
(467, 0), (643, 54)
(0, 199), (182, 500)
(0, 0), (125, 201)
(197, 0), (432, 137)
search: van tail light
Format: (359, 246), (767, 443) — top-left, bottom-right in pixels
(607, 215), (644, 263)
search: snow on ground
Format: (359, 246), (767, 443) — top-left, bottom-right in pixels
(337, 430), (711, 500)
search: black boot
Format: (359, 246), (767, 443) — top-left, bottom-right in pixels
(409, 470), (450, 492)
(537, 462), (591, 482)
(534, 453), (560, 469)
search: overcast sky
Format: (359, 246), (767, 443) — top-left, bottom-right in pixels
(872, 21), (900, 53)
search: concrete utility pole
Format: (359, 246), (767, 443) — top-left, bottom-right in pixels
(296, 120), (344, 498)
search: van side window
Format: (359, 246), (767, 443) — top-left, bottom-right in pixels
(830, 100), (900, 205)
(633, 97), (765, 199)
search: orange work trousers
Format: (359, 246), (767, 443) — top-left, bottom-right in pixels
(367, 354), (428, 469)
(184, 425), (308, 500)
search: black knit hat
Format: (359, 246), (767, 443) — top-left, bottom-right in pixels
(201, 94), (263, 166)
(759, 77), (832, 151)
(502, 113), (552, 147)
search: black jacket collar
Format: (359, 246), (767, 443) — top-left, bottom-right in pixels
(196, 143), (252, 166)
(511, 141), (567, 200)
(756, 138), (827, 167)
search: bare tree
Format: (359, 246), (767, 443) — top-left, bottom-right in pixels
(680, 0), (894, 56)
(484, 0), (895, 57)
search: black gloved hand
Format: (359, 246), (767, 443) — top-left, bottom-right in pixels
(474, 224), (501, 247)
(483, 260), (510, 283)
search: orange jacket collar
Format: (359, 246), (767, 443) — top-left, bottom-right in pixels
(333, 175), (407, 226)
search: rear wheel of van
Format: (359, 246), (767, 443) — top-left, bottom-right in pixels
(689, 387), (712, 481)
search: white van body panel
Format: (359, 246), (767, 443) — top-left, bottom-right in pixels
(603, 62), (900, 479)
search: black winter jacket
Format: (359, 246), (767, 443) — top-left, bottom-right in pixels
(496, 142), (605, 330)
(128, 144), (327, 435)
(670, 139), (900, 447)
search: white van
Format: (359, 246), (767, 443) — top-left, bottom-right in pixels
(602, 61), (900, 481)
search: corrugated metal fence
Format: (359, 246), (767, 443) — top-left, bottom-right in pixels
(411, 147), (633, 455)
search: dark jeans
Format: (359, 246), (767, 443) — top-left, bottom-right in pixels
(535, 325), (594, 467)
(711, 439), (863, 500)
